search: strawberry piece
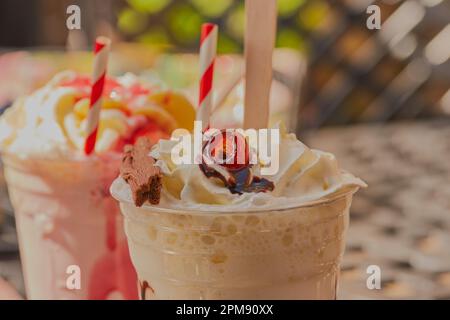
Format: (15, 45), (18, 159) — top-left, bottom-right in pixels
(60, 75), (125, 97)
(59, 75), (91, 89)
(129, 83), (151, 96)
(60, 75), (151, 109)
(129, 121), (169, 145)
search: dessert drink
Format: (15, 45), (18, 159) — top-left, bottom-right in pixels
(0, 71), (195, 299)
(111, 126), (367, 299)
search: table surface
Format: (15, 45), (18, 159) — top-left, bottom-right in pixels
(1, 119), (450, 299)
(308, 119), (450, 299)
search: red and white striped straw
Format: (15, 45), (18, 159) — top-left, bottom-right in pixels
(84, 36), (111, 155)
(197, 23), (218, 131)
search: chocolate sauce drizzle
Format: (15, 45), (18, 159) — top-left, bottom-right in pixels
(200, 163), (274, 194)
(139, 280), (154, 300)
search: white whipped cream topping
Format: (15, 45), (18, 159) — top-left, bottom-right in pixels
(0, 71), (154, 158)
(112, 125), (367, 210)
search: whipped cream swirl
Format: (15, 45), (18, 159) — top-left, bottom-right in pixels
(112, 124), (367, 210)
(0, 71), (180, 158)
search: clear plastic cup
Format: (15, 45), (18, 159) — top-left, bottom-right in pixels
(2, 154), (138, 299)
(111, 179), (358, 300)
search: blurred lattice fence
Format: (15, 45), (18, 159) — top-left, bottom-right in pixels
(116, 0), (450, 129)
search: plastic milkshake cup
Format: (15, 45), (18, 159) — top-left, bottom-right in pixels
(3, 153), (137, 299)
(111, 184), (357, 299)
(0, 71), (196, 299)
(111, 124), (366, 300)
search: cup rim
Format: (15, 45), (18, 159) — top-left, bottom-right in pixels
(110, 177), (360, 215)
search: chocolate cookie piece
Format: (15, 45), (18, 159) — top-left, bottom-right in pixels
(120, 137), (162, 207)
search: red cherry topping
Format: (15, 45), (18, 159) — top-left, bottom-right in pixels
(203, 130), (250, 171)
(199, 129), (274, 194)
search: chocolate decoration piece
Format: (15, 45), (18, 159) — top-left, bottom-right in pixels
(120, 137), (162, 207)
(199, 163), (274, 195)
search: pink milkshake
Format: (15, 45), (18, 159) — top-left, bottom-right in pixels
(0, 71), (195, 299)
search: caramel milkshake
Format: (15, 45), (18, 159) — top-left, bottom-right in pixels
(111, 126), (366, 299)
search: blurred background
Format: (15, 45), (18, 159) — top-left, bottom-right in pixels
(0, 0), (449, 299)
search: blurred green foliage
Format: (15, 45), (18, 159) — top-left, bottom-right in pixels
(127, 0), (171, 14)
(277, 28), (307, 53)
(118, 8), (148, 34)
(166, 3), (203, 44)
(225, 3), (245, 41)
(277, 0), (305, 17)
(118, 0), (329, 52)
(137, 27), (170, 46)
(190, 0), (233, 17)
(298, 1), (329, 30)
